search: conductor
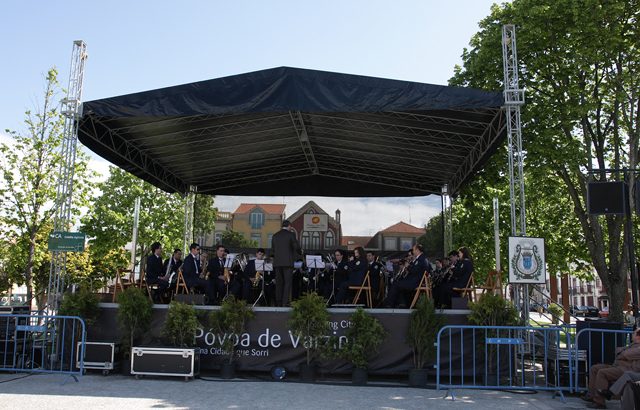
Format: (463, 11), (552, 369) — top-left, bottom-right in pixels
(271, 220), (301, 307)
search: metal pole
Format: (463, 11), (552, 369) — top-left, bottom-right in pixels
(130, 197), (141, 273)
(625, 171), (639, 317)
(493, 198), (501, 273)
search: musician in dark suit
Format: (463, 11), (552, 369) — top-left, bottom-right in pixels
(243, 248), (275, 304)
(182, 243), (215, 304)
(435, 247), (474, 309)
(384, 243), (431, 308)
(163, 248), (183, 290)
(271, 220), (301, 307)
(332, 249), (349, 293)
(208, 244), (242, 301)
(366, 250), (384, 304)
(336, 247), (368, 304)
(145, 242), (169, 301)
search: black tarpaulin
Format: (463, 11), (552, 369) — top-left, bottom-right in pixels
(78, 66), (506, 196)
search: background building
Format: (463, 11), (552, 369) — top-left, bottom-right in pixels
(288, 201), (341, 252)
(341, 236), (372, 251)
(231, 204), (286, 248)
(366, 221), (425, 252)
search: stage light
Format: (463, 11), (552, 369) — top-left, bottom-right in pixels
(270, 366), (286, 380)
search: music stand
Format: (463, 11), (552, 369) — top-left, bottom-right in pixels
(222, 255), (236, 300)
(325, 261), (338, 306)
(305, 255), (325, 293)
(253, 260), (273, 307)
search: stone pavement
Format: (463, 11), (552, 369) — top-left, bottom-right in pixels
(0, 372), (617, 409)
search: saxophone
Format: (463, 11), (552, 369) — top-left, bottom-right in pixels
(253, 268), (262, 288)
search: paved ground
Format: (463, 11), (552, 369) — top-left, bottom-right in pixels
(0, 372), (618, 409)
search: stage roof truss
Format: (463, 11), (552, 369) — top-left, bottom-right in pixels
(79, 67), (506, 197)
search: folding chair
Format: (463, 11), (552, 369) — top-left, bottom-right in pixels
(112, 268), (132, 303)
(478, 270), (502, 297)
(452, 273), (476, 303)
(175, 269), (191, 295)
(349, 271), (372, 308)
(410, 271), (432, 309)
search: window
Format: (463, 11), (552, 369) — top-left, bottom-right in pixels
(214, 233), (222, 244)
(250, 210), (264, 229)
(267, 233), (273, 247)
(311, 232), (320, 249)
(251, 233), (261, 247)
(301, 231), (310, 249)
(400, 237), (413, 251)
(384, 237), (397, 251)
(325, 230), (334, 248)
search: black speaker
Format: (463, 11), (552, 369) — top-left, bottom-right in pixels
(587, 181), (628, 215)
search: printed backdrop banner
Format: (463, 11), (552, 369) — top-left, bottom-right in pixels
(90, 305), (470, 375)
(303, 214), (328, 232)
(508, 236), (546, 284)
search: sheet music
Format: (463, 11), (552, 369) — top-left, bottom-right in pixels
(224, 254), (237, 269)
(386, 261), (394, 272)
(293, 261), (303, 269)
(264, 262), (273, 272)
(255, 259), (265, 271)
(305, 255), (325, 269)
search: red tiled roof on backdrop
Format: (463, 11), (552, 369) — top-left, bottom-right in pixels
(233, 203), (286, 215)
(380, 221), (425, 234)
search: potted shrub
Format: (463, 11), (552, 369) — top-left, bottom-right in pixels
(547, 302), (563, 325)
(407, 296), (444, 386)
(288, 292), (330, 382)
(163, 301), (199, 347)
(59, 287), (100, 372)
(209, 296), (255, 379)
(468, 293), (520, 385)
(339, 307), (386, 385)
(116, 287), (153, 375)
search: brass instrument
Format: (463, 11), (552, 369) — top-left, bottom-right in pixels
(253, 269), (262, 288)
(200, 253), (209, 279)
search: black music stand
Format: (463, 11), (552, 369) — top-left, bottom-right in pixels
(252, 260), (273, 308)
(306, 255), (324, 294)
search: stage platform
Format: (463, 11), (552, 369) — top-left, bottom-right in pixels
(89, 303), (471, 375)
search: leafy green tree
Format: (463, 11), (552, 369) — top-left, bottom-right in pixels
(81, 167), (187, 276)
(221, 229), (258, 249)
(451, 0), (639, 321)
(194, 194), (216, 244)
(0, 68), (94, 304)
(418, 214), (443, 258)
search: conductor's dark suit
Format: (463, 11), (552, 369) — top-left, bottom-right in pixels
(271, 228), (301, 307)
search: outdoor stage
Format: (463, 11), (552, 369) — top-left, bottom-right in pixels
(89, 304), (471, 375)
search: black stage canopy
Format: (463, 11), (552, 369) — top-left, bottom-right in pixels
(78, 67), (506, 197)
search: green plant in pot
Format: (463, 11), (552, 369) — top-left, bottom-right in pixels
(163, 301), (199, 347)
(407, 296), (444, 387)
(209, 296), (254, 379)
(547, 302), (563, 325)
(339, 307), (386, 385)
(468, 293), (520, 385)
(288, 292), (330, 382)
(117, 287), (153, 375)
(59, 287), (100, 369)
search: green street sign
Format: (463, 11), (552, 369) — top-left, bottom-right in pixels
(48, 231), (86, 252)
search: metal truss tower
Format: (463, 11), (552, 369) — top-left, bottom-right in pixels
(47, 40), (88, 310)
(183, 186), (196, 253)
(502, 25), (526, 237)
(502, 25), (528, 319)
(441, 185), (453, 255)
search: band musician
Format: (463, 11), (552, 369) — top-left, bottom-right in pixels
(366, 250), (384, 304)
(182, 243), (215, 304)
(384, 243), (431, 308)
(208, 244), (242, 301)
(336, 246), (367, 304)
(433, 247), (474, 309)
(243, 248), (275, 305)
(163, 248), (183, 289)
(146, 242), (169, 301)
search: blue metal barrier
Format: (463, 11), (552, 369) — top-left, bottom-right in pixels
(572, 328), (634, 393)
(436, 325), (571, 401)
(0, 314), (85, 379)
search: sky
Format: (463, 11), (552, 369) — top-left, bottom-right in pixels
(0, 0), (500, 236)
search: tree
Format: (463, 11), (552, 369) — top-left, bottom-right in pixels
(0, 68), (94, 304)
(417, 215), (443, 258)
(194, 194), (216, 244)
(81, 167), (187, 277)
(451, 0), (639, 321)
(221, 230), (258, 249)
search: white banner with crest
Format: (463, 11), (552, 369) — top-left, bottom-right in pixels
(508, 236), (546, 284)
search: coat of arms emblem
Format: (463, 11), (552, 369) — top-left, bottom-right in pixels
(510, 239), (544, 281)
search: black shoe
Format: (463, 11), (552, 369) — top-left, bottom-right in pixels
(580, 393), (593, 402)
(597, 389), (613, 401)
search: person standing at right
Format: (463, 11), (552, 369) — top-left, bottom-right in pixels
(271, 220), (301, 307)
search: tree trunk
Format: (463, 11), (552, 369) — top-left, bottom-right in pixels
(608, 270), (628, 323)
(25, 233), (36, 306)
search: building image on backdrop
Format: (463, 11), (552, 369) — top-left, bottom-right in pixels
(287, 201), (341, 253)
(229, 203), (286, 248)
(366, 221), (425, 253)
